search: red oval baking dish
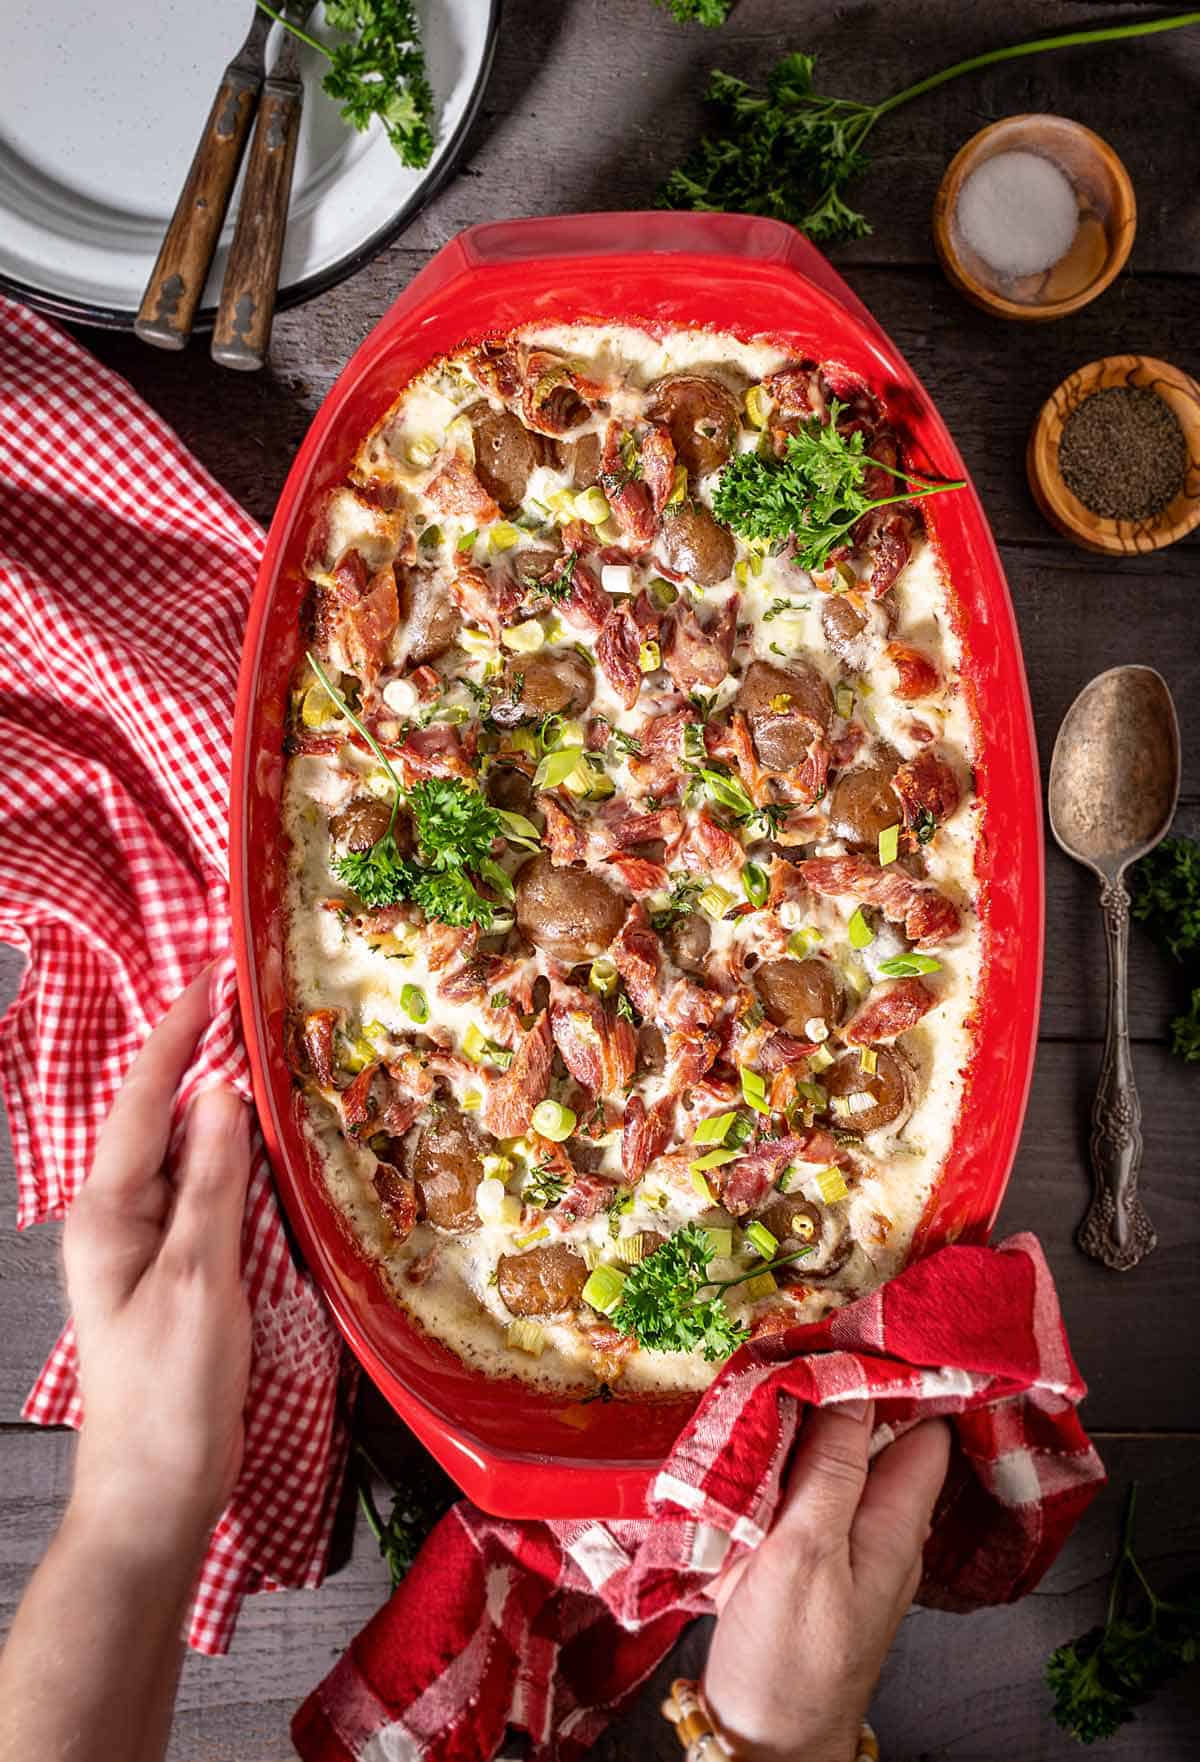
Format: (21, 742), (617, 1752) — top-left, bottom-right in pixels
(230, 211), (1043, 1518)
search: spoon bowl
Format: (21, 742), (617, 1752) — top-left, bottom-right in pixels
(1048, 666), (1181, 1270)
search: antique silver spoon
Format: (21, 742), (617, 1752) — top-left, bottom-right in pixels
(1048, 666), (1181, 1271)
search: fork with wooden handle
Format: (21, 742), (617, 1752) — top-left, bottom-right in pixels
(135, 6), (270, 350)
(211, 4), (314, 370)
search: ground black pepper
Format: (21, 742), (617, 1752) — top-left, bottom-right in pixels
(1058, 386), (1187, 521)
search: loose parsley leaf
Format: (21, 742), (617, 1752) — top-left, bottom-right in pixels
(712, 403), (963, 572)
(763, 596), (810, 621)
(256, 0), (434, 167)
(1132, 836), (1200, 1061)
(1046, 1485), (1200, 1743)
(653, 0), (732, 25)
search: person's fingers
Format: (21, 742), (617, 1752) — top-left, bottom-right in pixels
(775, 1402), (876, 1546)
(850, 1417), (951, 1590)
(88, 965), (217, 1202)
(162, 1084), (251, 1278)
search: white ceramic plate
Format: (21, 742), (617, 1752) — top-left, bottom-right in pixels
(0, 0), (499, 327)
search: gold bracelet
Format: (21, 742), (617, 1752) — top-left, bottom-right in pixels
(661, 1679), (880, 1762)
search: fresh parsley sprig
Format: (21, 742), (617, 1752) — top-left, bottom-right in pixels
(659, 18), (1200, 241)
(352, 1440), (456, 1587)
(1046, 1484), (1200, 1743)
(711, 403), (963, 573)
(1132, 835), (1200, 1062)
(653, 0), (732, 24)
(611, 1222), (811, 1361)
(255, 0), (434, 168)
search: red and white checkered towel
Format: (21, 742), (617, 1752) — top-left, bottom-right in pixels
(293, 1233), (1105, 1762)
(0, 296), (350, 1653)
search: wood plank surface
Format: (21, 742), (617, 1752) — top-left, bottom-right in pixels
(3, 0), (1200, 1757)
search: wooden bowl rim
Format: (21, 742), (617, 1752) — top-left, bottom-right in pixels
(1026, 353), (1200, 555)
(932, 112), (1136, 321)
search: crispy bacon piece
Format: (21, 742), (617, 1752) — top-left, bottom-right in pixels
(663, 1026), (721, 1095)
(601, 421), (656, 544)
(715, 1128), (839, 1216)
(331, 549), (370, 601)
(622, 1092), (676, 1183)
(373, 1162), (418, 1242)
(558, 1170), (619, 1222)
(793, 735), (831, 808)
(519, 350), (604, 436)
(640, 425), (677, 514)
(392, 723), (476, 785)
(886, 642), (941, 701)
(550, 983), (637, 1096)
(663, 596), (737, 693)
(450, 563), (501, 640)
(860, 427), (902, 503)
(565, 560), (613, 636)
(627, 709), (696, 797)
(764, 364), (822, 417)
(539, 795), (588, 866)
(296, 1009), (340, 1088)
(425, 453), (500, 522)
(286, 728), (344, 757)
(437, 955), (511, 1004)
(607, 852), (669, 896)
(423, 923), (479, 972)
(408, 664), (442, 702)
(596, 604), (642, 709)
(862, 507), (919, 598)
(340, 1061), (383, 1134)
(799, 855), (960, 948)
(606, 804), (684, 849)
(610, 906), (661, 1017)
(842, 978), (937, 1046)
(705, 710), (772, 809)
(482, 1010), (554, 1138)
(467, 340), (523, 400)
(329, 561), (399, 698)
(661, 977), (722, 1032)
(830, 724), (868, 769)
(892, 749), (961, 833)
(759, 1031), (820, 1072)
(674, 808), (745, 876)
(767, 858), (807, 910)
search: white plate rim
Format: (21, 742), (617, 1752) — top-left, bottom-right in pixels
(0, 0), (502, 331)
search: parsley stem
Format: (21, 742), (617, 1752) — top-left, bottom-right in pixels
(305, 651), (406, 813)
(253, 0), (331, 59)
(873, 13), (1200, 122)
(704, 1245), (814, 1291)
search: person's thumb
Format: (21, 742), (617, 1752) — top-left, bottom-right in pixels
(776, 1401), (876, 1547)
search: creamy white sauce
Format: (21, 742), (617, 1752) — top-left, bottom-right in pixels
(283, 322), (982, 1396)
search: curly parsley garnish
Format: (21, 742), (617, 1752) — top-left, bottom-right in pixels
(256, 0), (434, 168)
(1046, 1484), (1200, 1743)
(1132, 836), (1200, 1061)
(712, 401), (964, 573)
(610, 1222), (811, 1361)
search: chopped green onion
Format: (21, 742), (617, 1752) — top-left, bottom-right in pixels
(705, 1227), (734, 1259)
(816, 1165), (849, 1203)
(400, 984), (428, 1023)
(796, 1079), (828, 1107)
(459, 626), (494, 658)
(638, 640), (661, 673)
(700, 768), (755, 817)
(744, 384), (770, 428)
(847, 907), (874, 950)
(742, 861), (769, 908)
(666, 464), (689, 505)
(533, 745), (586, 790)
(859, 1047), (878, 1076)
(690, 1167), (715, 1202)
(835, 682), (855, 721)
(746, 1221), (779, 1258)
(489, 522), (522, 553)
(613, 1233), (647, 1266)
(461, 1088), (483, 1111)
(582, 1263), (626, 1314)
(744, 1271), (777, 1301)
(300, 681), (342, 729)
(878, 823), (900, 866)
(776, 1163), (800, 1194)
(642, 1187), (667, 1210)
(574, 487), (610, 525)
(648, 576), (678, 610)
(506, 1319), (545, 1356)
(699, 883), (736, 920)
(808, 1043), (835, 1073)
(482, 1153), (513, 1181)
(690, 1146), (738, 1174)
(502, 619), (546, 654)
(456, 529), (478, 555)
(682, 723), (706, 762)
(418, 523), (443, 551)
(693, 1110), (737, 1146)
(787, 925), (822, 958)
(877, 953), (943, 977)
(497, 809), (541, 850)
(514, 1225), (551, 1249)
(479, 857), (515, 903)
(740, 1066), (769, 1115)
(589, 957), (619, 997)
(531, 1099), (576, 1141)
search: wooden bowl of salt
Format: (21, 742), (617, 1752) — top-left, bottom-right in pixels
(933, 114), (1135, 320)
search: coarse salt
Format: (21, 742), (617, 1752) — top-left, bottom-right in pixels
(956, 149), (1078, 279)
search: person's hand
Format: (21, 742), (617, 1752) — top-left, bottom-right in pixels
(703, 1403), (951, 1762)
(63, 965), (252, 1553)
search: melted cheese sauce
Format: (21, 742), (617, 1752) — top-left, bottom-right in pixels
(283, 322), (981, 1396)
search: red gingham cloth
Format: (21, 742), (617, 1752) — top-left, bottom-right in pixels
(0, 296), (350, 1653)
(294, 1233), (1105, 1762)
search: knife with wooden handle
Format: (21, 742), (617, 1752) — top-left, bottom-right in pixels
(135, 6), (271, 351)
(211, 4), (315, 371)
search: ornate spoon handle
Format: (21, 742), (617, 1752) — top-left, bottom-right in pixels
(1078, 878), (1156, 1270)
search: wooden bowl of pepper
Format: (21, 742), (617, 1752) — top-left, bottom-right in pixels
(1026, 355), (1200, 555)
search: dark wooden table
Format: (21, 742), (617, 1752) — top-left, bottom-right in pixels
(3, 2), (1199, 1755)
